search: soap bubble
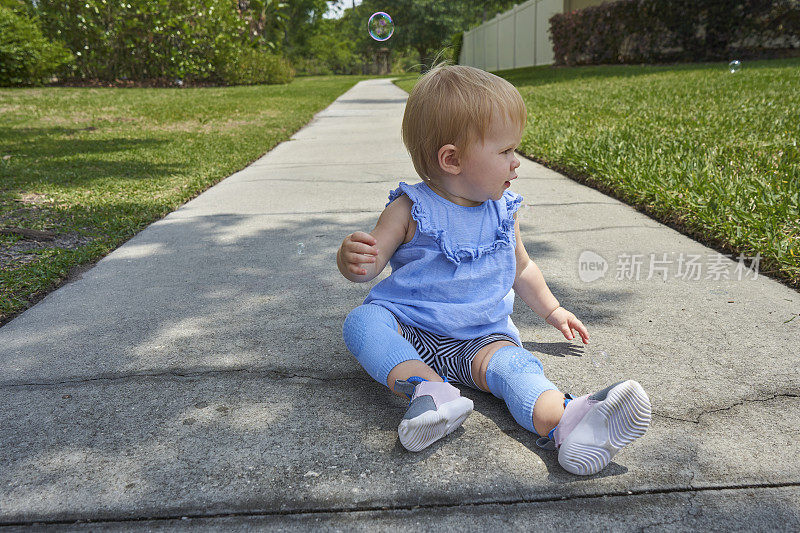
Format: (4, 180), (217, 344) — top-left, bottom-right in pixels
(297, 242), (305, 255)
(728, 60), (741, 73)
(517, 203), (532, 221)
(590, 350), (610, 367)
(368, 12), (394, 41)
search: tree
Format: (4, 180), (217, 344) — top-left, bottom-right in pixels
(237, 0), (338, 55)
(237, 0), (290, 50)
(344, 0), (520, 71)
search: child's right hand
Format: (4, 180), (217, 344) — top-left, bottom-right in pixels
(340, 231), (379, 276)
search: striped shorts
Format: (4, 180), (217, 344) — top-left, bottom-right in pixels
(391, 312), (519, 390)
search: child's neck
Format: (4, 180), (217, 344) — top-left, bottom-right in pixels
(425, 179), (483, 208)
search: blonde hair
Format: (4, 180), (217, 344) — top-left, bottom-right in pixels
(401, 58), (527, 183)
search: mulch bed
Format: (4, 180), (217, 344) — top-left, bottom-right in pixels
(0, 194), (92, 274)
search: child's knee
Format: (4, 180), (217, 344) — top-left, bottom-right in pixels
(487, 345), (544, 378)
(485, 346), (547, 402)
(342, 304), (394, 351)
(484, 345), (557, 434)
(342, 304), (421, 389)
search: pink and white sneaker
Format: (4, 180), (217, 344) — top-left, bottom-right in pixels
(394, 376), (474, 452)
(536, 380), (652, 475)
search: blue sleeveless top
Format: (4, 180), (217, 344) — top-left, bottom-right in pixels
(363, 181), (524, 346)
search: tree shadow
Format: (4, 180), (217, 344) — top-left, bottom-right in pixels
(0, 207), (644, 521)
(1, 177), (797, 522)
(0, 127), (182, 190)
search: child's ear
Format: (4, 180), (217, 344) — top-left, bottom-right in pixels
(437, 144), (461, 175)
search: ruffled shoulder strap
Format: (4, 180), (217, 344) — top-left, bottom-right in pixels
(471, 189), (522, 263)
(498, 189), (524, 238)
(385, 181), (423, 207)
(386, 181), (439, 249)
(504, 189), (524, 217)
(387, 183), (439, 244)
(387, 181), (456, 260)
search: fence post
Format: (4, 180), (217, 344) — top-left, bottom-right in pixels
(513, 4), (517, 68)
(533, 0), (538, 66)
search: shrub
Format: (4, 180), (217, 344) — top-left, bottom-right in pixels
(291, 56), (333, 76)
(215, 46), (295, 85)
(33, 0), (247, 83)
(550, 0), (800, 66)
(451, 31), (463, 64)
(392, 53), (422, 74)
(0, 6), (72, 86)
(305, 31), (363, 74)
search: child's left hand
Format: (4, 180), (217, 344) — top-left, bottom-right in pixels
(545, 306), (589, 344)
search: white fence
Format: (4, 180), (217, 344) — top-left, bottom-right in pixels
(459, 0), (564, 70)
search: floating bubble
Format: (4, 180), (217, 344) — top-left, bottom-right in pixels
(297, 242), (305, 255)
(517, 203), (533, 221)
(728, 60), (741, 73)
(590, 350), (610, 367)
(368, 12), (394, 42)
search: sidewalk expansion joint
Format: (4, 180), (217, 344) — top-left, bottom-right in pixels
(653, 391), (800, 424)
(637, 491), (699, 532)
(0, 368), (371, 390)
(2, 481), (798, 528)
(531, 223), (663, 236)
(163, 208), (380, 220)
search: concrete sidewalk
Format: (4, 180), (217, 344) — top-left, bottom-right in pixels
(1, 78), (798, 531)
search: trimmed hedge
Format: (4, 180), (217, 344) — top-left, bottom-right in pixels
(28, 0), (292, 86)
(0, 6), (72, 86)
(33, 0), (244, 83)
(551, 0), (800, 66)
(215, 47), (295, 85)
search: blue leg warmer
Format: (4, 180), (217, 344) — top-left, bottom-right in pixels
(484, 345), (559, 435)
(342, 304), (425, 389)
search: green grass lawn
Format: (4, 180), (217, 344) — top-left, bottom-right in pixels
(396, 58), (800, 291)
(0, 75), (372, 323)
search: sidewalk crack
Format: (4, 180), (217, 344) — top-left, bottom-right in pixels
(654, 392), (800, 424)
(3, 481), (798, 528)
(0, 368), (367, 389)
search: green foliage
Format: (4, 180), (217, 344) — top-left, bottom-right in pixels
(291, 56), (333, 76)
(18, 0), (519, 83)
(33, 0), (249, 82)
(550, 0), (800, 66)
(392, 53), (422, 74)
(0, 0), (26, 11)
(450, 31), (463, 64)
(0, 5), (72, 86)
(340, 0), (517, 72)
(215, 46), (295, 84)
(238, 0), (290, 52)
(304, 23), (363, 74)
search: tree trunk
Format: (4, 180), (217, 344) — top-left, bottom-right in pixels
(418, 47), (433, 72)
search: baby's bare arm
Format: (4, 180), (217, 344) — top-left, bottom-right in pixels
(337, 231), (378, 282)
(337, 194), (411, 283)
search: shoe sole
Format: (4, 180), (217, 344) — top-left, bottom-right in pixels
(558, 380), (651, 476)
(398, 396), (474, 452)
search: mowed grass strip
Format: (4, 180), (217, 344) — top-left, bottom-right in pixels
(0, 75), (370, 323)
(396, 58), (800, 289)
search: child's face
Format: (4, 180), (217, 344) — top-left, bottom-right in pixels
(437, 111), (522, 206)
